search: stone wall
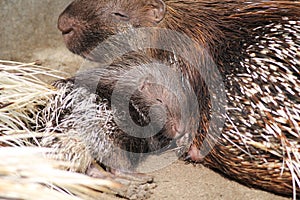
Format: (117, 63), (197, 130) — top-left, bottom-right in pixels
(0, 0), (71, 60)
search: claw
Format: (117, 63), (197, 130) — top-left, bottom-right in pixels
(184, 154), (191, 161)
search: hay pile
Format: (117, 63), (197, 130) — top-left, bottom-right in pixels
(0, 60), (154, 200)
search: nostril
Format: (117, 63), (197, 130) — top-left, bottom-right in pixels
(57, 15), (76, 35)
(61, 27), (74, 35)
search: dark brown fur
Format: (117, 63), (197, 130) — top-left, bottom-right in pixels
(58, 0), (300, 197)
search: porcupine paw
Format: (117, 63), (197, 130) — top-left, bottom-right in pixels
(86, 162), (112, 178)
(88, 165), (156, 199)
(184, 144), (204, 163)
(122, 180), (156, 200)
(112, 170), (156, 200)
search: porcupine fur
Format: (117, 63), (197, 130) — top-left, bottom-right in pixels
(57, 0), (300, 197)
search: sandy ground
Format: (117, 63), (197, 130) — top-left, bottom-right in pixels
(151, 161), (289, 200)
(95, 160), (290, 200)
(149, 161), (290, 200)
(5, 47), (292, 200)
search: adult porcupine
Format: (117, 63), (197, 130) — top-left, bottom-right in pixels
(57, 0), (300, 198)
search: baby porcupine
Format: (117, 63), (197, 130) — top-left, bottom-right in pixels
(57, 0), (300, 198)
(41, 52), (197, 173)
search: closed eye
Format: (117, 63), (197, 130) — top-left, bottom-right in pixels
(113, 12), (129, 20)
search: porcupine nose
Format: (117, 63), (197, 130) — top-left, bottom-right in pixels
(57, 10), (83, 54)
(57, 14), (76, 37)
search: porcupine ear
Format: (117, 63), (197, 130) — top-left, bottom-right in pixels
(144, 0), (166, 23)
